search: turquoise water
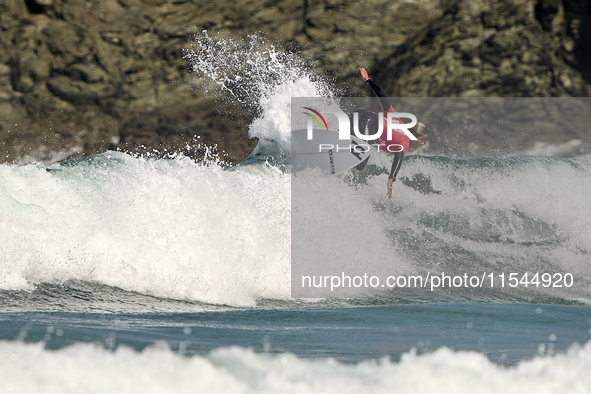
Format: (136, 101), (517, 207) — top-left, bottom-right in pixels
(2, 304), (590, 365)
(2, 302), (591, 393)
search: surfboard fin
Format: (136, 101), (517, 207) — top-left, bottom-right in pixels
(353, 156), (370, 171)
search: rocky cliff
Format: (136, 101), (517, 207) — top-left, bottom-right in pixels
(1, 0), (590, 164)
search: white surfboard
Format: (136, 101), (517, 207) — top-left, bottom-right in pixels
(291, 129), (374, 174)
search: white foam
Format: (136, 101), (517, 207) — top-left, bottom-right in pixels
(1, 340), (591, 393)
(524, 139), (589, 158)
(2, 152), (591, 304)
(0, 33), (334, 306)
(0, 154), (291, 306)
(2, 32), (591, 306)
(184, 31), (332, 149)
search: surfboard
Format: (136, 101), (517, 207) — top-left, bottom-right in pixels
(291, 129), (374, 175)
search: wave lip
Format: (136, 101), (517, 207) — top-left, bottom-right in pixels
(292, 154), (591, 302)
(3, 32), (591, 307)
(0, 152), (291, 307)
(1, 150), (591, 306)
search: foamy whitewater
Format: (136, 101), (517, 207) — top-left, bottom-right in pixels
(0, 152), (290, 306)
(2, 32), (591, 391)
(2, 339), (591, 394)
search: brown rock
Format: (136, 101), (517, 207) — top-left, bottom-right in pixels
(0, 0), (590, 164)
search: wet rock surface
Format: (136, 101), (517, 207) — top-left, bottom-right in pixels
(0, 0), (590, 164)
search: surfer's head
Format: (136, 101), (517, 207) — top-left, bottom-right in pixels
(409, 121), (428, 149)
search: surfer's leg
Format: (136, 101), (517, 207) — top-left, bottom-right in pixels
(356, 110), (379, 137)
(352, 111), (377, 172)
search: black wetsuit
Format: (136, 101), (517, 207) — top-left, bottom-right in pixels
(360, 80), (404, 181)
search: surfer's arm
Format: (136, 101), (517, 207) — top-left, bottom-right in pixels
(366, 80), (393, 112)
(359, 67), (393, 112)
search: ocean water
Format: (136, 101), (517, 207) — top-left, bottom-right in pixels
(1, 33), (591, 392)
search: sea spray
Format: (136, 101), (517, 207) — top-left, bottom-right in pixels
(3, 153), (589, 306)
(183, 31), (334, 146)
(0, 153), (291, 306)
(1, 32), (341, 307)
(1, 33), (591, 307)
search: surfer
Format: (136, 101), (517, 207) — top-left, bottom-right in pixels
(358, 67), (428, 199)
